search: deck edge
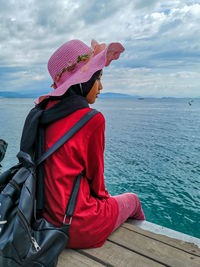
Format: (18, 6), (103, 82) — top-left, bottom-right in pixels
(127, 219), (200, 248)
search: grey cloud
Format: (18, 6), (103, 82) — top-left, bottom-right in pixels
(81, 0), (123, 24)
(0, 0), (200, 97)
(134, 0), (159, 10)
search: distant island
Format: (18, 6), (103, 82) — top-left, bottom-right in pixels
(0, 91), (199, 99)
(0, 91), (139, 99)
(0, 91), (25, 98)
(0, 91), (51, 98)
(0, 91), (40, 98)
(98, 93), (139, 99)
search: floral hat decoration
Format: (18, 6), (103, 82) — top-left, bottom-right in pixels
(35, 39), (125, 104)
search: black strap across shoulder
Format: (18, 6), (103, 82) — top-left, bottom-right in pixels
(36, 109), (99, 166)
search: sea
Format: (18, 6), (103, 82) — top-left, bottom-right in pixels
(0, 97), (200, 239)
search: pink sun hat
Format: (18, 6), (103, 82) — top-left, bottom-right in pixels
(35, 39), (125, 104)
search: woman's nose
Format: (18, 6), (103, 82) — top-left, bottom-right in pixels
(99, 81), (103, 90)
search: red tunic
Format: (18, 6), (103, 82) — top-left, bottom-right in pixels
(43, 103), (118, 248)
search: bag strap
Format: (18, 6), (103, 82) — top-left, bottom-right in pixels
(36, 109), (99, 166)
(63, 171), (83, 225)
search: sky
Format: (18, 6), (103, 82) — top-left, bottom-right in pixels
(0, 0), (200, 98)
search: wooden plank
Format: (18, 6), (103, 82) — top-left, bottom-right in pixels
(57, 249), (104, 267)
(124, 222), (200, 257)
(108, 226), (200, 267)
(80, 240), (165, 267)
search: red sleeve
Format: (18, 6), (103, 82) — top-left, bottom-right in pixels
(85, 118), (110, 199)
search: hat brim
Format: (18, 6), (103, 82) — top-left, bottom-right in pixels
(35, 42), (124, 104)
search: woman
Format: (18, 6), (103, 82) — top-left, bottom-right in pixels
(33, 39), (145, 249)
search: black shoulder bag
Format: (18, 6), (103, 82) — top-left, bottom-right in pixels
(0, 109), (99, 267)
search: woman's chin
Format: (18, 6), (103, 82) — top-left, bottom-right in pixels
(88, 99), (96, 104)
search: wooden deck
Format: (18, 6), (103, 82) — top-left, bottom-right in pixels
(57, 222), (200, 267)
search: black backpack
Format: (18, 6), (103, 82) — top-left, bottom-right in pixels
(0, 109), (99, 267)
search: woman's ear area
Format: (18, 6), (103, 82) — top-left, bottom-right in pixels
(96, 70), (103, 81)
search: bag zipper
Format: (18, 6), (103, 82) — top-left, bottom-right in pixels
(31, 237), (41, 251)
(18, 209), (41, 252)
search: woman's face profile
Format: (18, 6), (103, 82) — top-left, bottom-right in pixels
(86, 72), (103, 104)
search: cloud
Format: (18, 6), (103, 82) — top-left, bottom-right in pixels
(134, 0), (160, 10)
(0, 0), (200, 97)
(103, 67), (200, 97)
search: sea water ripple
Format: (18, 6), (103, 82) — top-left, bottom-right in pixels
(0, 97), (199, 238)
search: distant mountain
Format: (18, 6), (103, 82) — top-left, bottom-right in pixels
(0, 91), (140, 99)
(0, 91), (23, 98)
(1, 91), (199, 99)
(0, 91), (42, 98)
(161, 97), (176, 99)
(98, 92), (139, 98)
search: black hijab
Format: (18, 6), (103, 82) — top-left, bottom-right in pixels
(20, 69), (102, 212)
(56, 69), (102, 98)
